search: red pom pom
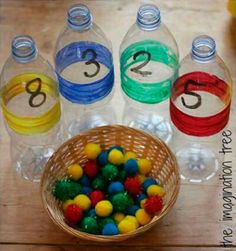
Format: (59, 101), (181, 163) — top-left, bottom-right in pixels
(64, 204), (83, 224)
(89, 190), (105, 207)
(124, 176), (142, 196)
(144, 196), (163, 215)
(84, 160), (98, 178)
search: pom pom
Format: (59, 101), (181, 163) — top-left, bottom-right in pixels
(64, 204), (83, 224)
(117, 169), (127, 182)
(111, 192), (132, 213)
(125, 215), (139, 228)
(108, 181), (124, 194)
(143, 178), (158, 190)
(98, 217), (116, 231)
(124, 151), (136, 162)
(147, 185), (165, 197)
(127, 205), (140, 216)
(102, 223), (119, 235)
(102, 164), (118, 181)
(136, 193), (147, 203)
(113, 212), (125, 223)
(88, 208), (96, 218)
(118, 219), (137, 234)
(108, 149), (124, 165)
(80, 186), (93, 195)
(53, 180), (81, 201)
(79, 175), (90, 187)
(62, 199), (75, 211)
(138, 159), (152, 175)
(140, 198), (147, 208)
(81, 217), (98, 234)
(84, 143), (101, 160)
(84, 160), (99, 178)
(135, 209), (152, 225)
(97, 151), (108, 166)
(74, 194), (91, 211)
(95, 200), (113, 217)
(137, 174), (146, 184)
(67, 164), (83, 180)
(144, 196), (163, 215)
(108, 145), (124, 153)
(124, 177), (142, 196)
(90, 190), (105, 207)
(92, 175), (106, 191)
(124, 159), (138, 176)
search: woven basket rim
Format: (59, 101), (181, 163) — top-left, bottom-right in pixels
(40, 124), (180, 242)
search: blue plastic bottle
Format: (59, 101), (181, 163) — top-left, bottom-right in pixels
(55, 4), (116, 138)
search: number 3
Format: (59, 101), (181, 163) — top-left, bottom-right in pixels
(181, 79), (206, 109)
(82, 49), (100, 78)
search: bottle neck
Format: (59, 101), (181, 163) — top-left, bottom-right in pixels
(11, 35), (37, 63)
(191, 35), (216, 62)
(136, 4), (161, 31)
(67, 4), (92, 31)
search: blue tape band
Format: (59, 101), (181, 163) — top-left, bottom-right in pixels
(55, 41), (114, 104)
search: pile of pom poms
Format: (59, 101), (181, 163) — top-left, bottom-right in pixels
(52, 143), (165, 235)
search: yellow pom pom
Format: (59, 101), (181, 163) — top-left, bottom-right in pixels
(84, 143), (101, 160)
(113, 212), (125, 223)
(140, 198), (147, 208)
(125, 215), (139, 228)
(95, 200), (113, 217)
(118, 219), (137, 234)
(147, 185), (165, 197)
(62, 199), (74, 211)
(138, 158), (152, 175)
(135, 209), (152, 225)
(124, 151), (136, 162)
(137, 174), (146, 184)
(67, 164), (83, 180)
(74, 194), (91, 211)
(108, 149), (124, 165)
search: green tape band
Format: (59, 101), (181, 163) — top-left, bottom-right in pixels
(120, 40), (179, 104)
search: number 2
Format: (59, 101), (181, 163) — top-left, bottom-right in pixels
(181, 79), (206, 109)
(82, 49), (100, 78)
(25, 78), (46, 108)
(130, 51), (152, 77)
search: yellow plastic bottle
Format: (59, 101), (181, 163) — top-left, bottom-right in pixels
(228, 0), (236, 16)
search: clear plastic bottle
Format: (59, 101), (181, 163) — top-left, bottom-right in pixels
(54, 4), (116, 138)
(170, 35), (232, 183)
(120, 4), (179, 144)
(0, 35), (62, 182)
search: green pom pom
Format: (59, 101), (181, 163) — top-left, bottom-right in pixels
(53, 180), (81, 201)
(98, 217), (116, 231)
(102, 164), (118, 181)
(81, 217), (99, 234)
(111, 192), (132, 213)
(92, 175), (107, 191)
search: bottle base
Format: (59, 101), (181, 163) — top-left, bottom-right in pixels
(176, 144), (219, 183)
(125, 116), (172, 144)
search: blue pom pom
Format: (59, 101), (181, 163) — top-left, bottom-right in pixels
(143, 178), (158, 190)
(124, 159), (138, 176)
(108, 145), (124, 153)
(97, 151), (109, 166)
(102, 223), (119, 235)
(108, 181), (124, 194)
(128, 205), (140, 216)
(79, 175), (90, 186)
(88, 208), (96, 217)
(136, 193), (147, 203)
(81, 186), (93, 195)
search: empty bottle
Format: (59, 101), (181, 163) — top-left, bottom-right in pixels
(55, 4), (116, 138)
(0, 35), (62, 181)
(170, 35), (232, 183)
(120, 4), (179, 144)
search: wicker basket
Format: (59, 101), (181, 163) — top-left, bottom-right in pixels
(41, 125), (180, 242)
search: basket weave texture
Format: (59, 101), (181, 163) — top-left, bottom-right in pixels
(41, 125), (180, 242)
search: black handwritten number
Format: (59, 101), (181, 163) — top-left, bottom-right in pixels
(130, 51), (152, 77)
(25, 78), (46, 108)
(181, 80), (206, 109)
(82, 49), (100, 78)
